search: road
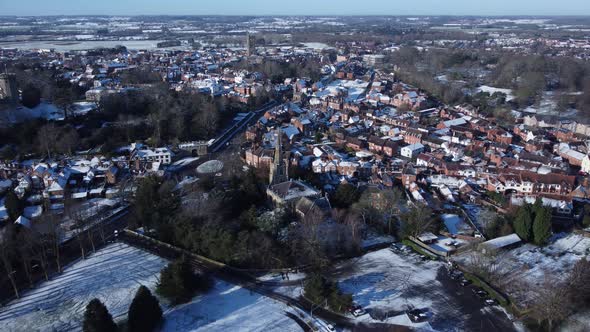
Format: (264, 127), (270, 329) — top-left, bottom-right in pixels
(209, 100), (278, 153)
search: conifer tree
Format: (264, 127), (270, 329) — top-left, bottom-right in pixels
(83, 298), (117, 332)
(128, 285), (163, 332)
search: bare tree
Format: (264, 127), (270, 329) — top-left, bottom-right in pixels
(16, 230), (35, 287)
(343, 210), (363, 247)
(46, 214), (63, 273)
(465, 247), (505, 284)
(565, 258), (590, 306)
(0, 227), (19, 298)
(528, 274), (572, 330)
(400, 203), (435, 239)
(33, 234), (50, 281)
(37, 123), (60, 159)
(293, 207), (328, 270)
(69, 211), (87, 260)
(378, 188), (403, 234)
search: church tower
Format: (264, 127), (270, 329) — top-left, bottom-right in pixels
(246, 33), (256, 57)
(0, 72), (18, 106)
(269, 129), (288, 185)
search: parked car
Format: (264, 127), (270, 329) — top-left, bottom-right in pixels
(406, 308), (429, 323)
(473, 289), (488, 299)
(389, 243), (400, 252)
(459, 278), (471, 286)
(484, 298), (497, 306)
(326, 324), (336, 331)
(399, 244), (411, 253)
(449, 270), (463, 280)
(352, 308), (366, 317)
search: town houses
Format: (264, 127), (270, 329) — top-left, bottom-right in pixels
(238, 56), (590, 220)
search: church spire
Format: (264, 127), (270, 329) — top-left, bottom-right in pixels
(269, 129), (288, 185)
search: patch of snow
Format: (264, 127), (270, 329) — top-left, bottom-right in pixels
(441, 214), (470, 235)
(161, 279), (302, 332)
(476, 85), (514, 101)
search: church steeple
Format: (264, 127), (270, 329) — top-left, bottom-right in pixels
(269, 129), (288, 185)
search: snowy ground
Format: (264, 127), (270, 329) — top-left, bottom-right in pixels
(441, 214), (471, 235)
(161, 280), (303, 332)
(258, 271), (307, 283)
(331, 248), (516, 331)
(0, 242), (309, 332)
(462, 204), (483, 228)
(454, 233), (590, 307)
(0, 243), (168, 332)
(476, 85), (514, 101)
(331, 249), (439, 330)
(562, 310), (590, 332)
(361, 233), (395, 249)
(71, 101), (97, 117)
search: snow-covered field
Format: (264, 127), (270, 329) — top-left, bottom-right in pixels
(161, 280), (303, 332)
(0, 242), (306, 332)
(455, 233), (590, 307)
(332, 248), (515, 331)
(0, 40), (171, 51)
(0, 243), (168, 332)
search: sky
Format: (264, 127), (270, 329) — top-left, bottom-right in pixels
(1, 0), (590, 16)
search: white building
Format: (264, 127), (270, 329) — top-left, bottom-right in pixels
(401, 143), (424, 158)
(133, 147), (172, 165)
(582, 155), (590, 174)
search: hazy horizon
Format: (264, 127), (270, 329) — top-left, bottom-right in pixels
(1, 0), (590, 17)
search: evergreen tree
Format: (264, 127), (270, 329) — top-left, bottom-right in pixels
(304, 273), (327, 304)
(128, 285), (163, 332)
(21, 83), (41, 108)
(514, 204), (533, 242)
(156, 257), (210, 304)
(83, 298), (117, 332)
(331, 183), (360, 209)
(4, 191), (24, 222)
(533, 207), (552, 245)
(532, 197), (544, 216)
(303, 273), (352, 313)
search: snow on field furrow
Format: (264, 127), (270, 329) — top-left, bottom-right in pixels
(0, 243), (168, 332)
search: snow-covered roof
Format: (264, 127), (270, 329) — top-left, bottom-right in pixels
(481, 233), (521, 251)
(23, 205), (43, 219)
(15, 215), (32, 228)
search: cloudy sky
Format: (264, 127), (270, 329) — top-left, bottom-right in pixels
(1, 0), (589, 16)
